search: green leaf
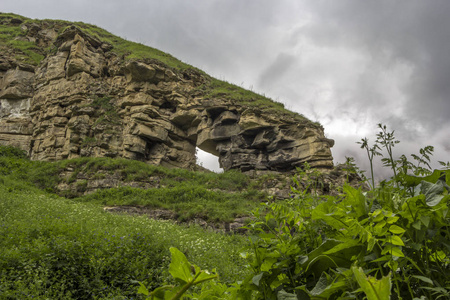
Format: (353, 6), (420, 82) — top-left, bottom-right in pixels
(367, 236), (377, 251)
(261, 258), (277, 272)
(386, 235), (404, 246)
(412, 275), (434, 285)
(312, 203), (348, 230)
(401, 169), (442, 187)
(169, 247), (193, 284)
(388, 225), (405, 234)
(386, 215), (399, 224)
(343, 184), (368, 217)
(195, 270), (218, 284)
(309, 273), (329, 296)
(252, 272), (263, 287)
(371, 209), (382, 218)
(372, 255), (391, 263)
(137, 282), (150, 296)
(390, 246), (405, 257)
(323, 238), (359, 255)
(303, 240), (362, 277)
(374, 220), (387, 231)
(277, 290), (299, 300)
(308, 272), (348, 297)
(372, 213), (385, 222)
(420, 215), (431, 227)
(163, 289), (178, 300)
(381, 245), (404, 257)
(298, 255), (309, 265)
(412, 220), (422, 230)
(150, 285), (174, 299)
(420, 180), (445, 206)
(421, 286), (448, 294)
(352, 267), (391, 300)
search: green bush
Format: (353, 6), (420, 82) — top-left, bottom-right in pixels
(0, 145), (27, 159)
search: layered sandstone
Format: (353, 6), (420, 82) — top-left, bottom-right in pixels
(0, 15), (335, 172)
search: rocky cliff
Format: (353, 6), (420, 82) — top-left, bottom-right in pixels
(0, 13), (334, 172)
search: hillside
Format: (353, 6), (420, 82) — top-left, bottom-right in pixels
(0, 12), (334, 173)
(0, 147), (252, 298)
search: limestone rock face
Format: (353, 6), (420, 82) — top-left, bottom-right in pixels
(0, 67), (34, 151)
(0, 19), (335, 172)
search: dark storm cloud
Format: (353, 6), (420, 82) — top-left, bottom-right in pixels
(304, 0), (450, 130)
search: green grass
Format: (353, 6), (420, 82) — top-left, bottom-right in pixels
(0, 181), (250, 299)
(0, 22), (44, 65)
(58, 21), (196, 71)
(0, 147), (295, 299)
(198, 78), (314, 124)
(0, 146), (265, 223)
(0, 12), (28, 21)
(0, 145), (252, 298)
(75, 185), (261, 223)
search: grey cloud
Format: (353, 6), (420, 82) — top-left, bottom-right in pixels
(257, 53), (297, 88)
(304, 0), (450, 131)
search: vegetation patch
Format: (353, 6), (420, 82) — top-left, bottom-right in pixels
(75, 184), (261, 223)
(0, 183), (249, 299)
(195, 78), (316, 125)
(0, 14), (49, 65)
(0, 147), (265, 223)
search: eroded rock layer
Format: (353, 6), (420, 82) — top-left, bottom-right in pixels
(0, 17), (334, 172)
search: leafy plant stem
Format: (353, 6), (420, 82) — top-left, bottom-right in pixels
(170, 272), (201, 300)
(376, 124), (399, 188)
(393, 273), (403, 300)
(357, 137), (381, 189)
(406, 279), (415, 299)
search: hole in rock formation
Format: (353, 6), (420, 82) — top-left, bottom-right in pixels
(196, 147), (223, 173)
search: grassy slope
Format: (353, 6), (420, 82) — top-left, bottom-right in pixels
(0, 147), (251, 298)
(0, 13), (44, 65)
(1, 151), (268, 223)
(0, 12), (316, 125)
(0, 181), (249, 299)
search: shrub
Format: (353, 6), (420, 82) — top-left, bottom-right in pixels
(0, 145), (27, 159)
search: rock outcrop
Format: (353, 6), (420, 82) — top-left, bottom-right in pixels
(0, 14), (335, 172)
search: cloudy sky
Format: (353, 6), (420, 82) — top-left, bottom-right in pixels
(3, 0), (450, 177)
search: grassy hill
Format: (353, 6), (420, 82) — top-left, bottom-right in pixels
(0, 145), (284, 223)
(0, 146), (252, 298)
